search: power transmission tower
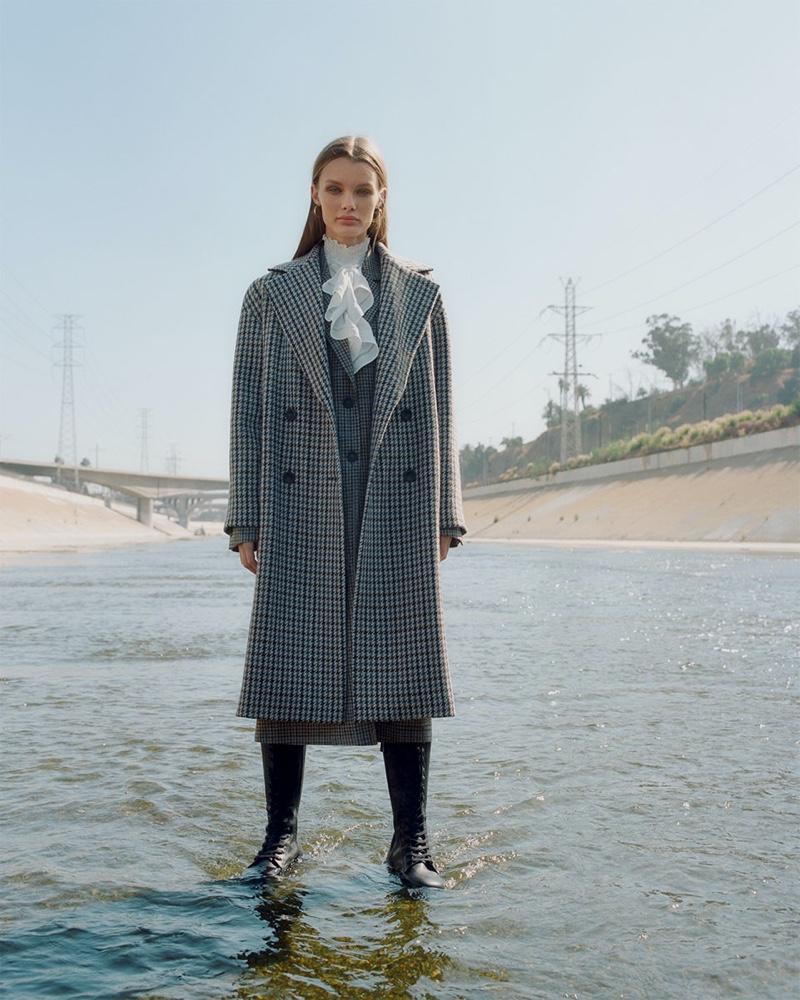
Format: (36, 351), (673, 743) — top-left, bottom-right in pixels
(165, 442), (181, 476)
(138, 408), (152, 473)
(55, 314), (82, 488)
(549, 279), (592, 464)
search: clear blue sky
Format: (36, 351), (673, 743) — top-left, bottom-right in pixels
(1, 0), (798, 477)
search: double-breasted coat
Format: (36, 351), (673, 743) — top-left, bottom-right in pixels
(225, 241), (466, 724)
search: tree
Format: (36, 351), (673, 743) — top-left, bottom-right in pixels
(780, 309), (800, 349)
(632, 314), (699, 389)
(744, 323), (779, 358)
(750, 348), (791, 378)
(576, 383), (591, 409)
(500, 436), (523, 450)
(542, 399), (561, 428)
(717, 318), (740, 353)
(459, 442), (497, 484)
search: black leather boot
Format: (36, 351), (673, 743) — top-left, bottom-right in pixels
(383, 742), (445, 889)
(245, 744), (306, 876)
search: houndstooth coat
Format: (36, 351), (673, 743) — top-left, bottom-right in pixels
(225, 242), (466, 723)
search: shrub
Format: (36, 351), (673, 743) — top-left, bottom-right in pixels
(480, 399), (798, 486)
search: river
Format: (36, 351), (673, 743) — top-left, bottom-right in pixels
(1, 539), (797, 998)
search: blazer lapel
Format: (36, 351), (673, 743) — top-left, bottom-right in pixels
(370, 245), (439, 456)
(268, 248), (335, 422)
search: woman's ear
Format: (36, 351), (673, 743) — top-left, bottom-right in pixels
(310, 184), (320, 206)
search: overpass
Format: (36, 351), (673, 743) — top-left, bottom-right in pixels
(0, 459), (228, 528)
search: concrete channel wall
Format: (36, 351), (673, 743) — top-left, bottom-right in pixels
(464, 425), (800, 499)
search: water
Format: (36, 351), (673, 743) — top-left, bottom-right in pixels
(1, 539), (798, 999)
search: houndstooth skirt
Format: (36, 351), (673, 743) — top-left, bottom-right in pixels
(253, 717), (432, 745)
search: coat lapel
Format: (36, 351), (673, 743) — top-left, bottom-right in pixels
(266, 243), (439, 445)
(370, 244), (439, 455)
(268, 248), (335, 422)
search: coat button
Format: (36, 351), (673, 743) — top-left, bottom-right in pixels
(342, 396), (355, 409)
(346, 450), (358, 463)
(400, 408), (412, 422)
(282, 471), (296, 484)
(403, 468), (417, 483)
(284, 407), (298, 422)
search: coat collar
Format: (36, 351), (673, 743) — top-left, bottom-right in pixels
(370, 244), (439, 457)
(266, 243), (440, 449)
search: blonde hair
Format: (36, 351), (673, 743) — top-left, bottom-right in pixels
(293, 136), (389, 259)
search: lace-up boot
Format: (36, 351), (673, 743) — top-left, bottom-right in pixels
(245, 744), (306, 876)
(383, 742), (445, 888)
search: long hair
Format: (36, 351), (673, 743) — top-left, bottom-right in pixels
(293, 136), (389, 259)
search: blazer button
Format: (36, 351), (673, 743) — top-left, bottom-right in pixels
(346, 450), (358, 463)
(403, 468), (417, 483)
(342, 396), (355, 409)
(284, 407), (298, 422)
(400, 408), (412, 422)
(282, 471), (296, 485)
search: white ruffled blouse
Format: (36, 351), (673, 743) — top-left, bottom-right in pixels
(322, 235), (378, 373)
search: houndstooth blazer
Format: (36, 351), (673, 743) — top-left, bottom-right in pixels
(225, 241), (466, 722)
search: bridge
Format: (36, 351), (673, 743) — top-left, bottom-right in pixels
(0, 459), (229, 528)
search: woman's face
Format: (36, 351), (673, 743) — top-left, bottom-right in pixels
(311, 157), (385, 247)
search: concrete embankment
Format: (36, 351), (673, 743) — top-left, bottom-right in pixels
(462, 426), (800, 550)
(0, 472), (222, 561)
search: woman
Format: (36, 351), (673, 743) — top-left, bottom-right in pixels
(225, 136), (466, 889)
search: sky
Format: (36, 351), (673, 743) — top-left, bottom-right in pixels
(1, 0), (798, 478)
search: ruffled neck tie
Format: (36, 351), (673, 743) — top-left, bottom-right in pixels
(322, 235), (379, 373)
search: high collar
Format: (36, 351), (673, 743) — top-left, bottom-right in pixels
(322, 234), (370, 272)
(269, 241), (434, 279)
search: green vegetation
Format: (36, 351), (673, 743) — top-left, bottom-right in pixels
(632, 314), (698, 389)
(498, 398), (799, 482)
(461, 305), (800, 487)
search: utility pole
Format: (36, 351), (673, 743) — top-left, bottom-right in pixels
(138, 408), (152, 473)
(548, 280), (592, 464)
(55, 315), (82, 488)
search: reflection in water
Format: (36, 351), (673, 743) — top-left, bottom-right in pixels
(239, 881), (308, 970)
(237, 878), (451, 997)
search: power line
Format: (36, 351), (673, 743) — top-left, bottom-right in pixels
(458, 377), (551, 426)
(677, 263), (800, 317)
(582, 220), (799, 330)
(0, 314), (54, 363)
(568, 106), (800, 276)
(456, 307), (550, 391)
(593, 263), (800, 341)
(0, 263), (58, 337)
(582, 163), (800, 296)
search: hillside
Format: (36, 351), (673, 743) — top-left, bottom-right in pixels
(464, 366), (798, 486)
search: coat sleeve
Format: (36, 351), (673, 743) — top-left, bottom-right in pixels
(430, 290), (467, 544)
(224, 280), (264, 547)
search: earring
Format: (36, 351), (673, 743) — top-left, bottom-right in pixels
(313, 204), (321, 217)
